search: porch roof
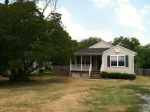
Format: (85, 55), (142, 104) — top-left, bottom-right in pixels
(74, 48), (110, 55)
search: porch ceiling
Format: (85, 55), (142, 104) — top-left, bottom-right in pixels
(74, 48), (109, 55)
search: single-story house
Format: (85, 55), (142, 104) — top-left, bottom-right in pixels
(70, 41), (137, 79)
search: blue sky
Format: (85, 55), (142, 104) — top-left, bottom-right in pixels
(0, 0), (150, 45)
(56, 0), (150, 45)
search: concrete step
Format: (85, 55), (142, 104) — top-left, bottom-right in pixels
(90, 71), (101, 79)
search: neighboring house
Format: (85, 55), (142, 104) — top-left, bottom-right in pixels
(70, 41), (137, 79)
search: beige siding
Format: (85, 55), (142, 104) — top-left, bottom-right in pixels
(90, 42), (112, 48)
(103, 46), (134, 74)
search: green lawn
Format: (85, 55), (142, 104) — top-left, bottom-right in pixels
(0, 75), (150, 112)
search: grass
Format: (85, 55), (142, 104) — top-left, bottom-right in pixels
(0, 75), (150, 112)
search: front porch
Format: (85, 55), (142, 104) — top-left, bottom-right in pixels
(70, 55), (103, 78)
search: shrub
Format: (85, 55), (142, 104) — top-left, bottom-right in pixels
(45, 65), (53, 71)
(101, 72), (136, 80)
(122, 73), (136, 80)
(101, 71), (108, 78)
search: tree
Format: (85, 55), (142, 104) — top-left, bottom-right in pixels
(77, 37), (102, 50)
(3, 0), (58, 19)
(112, 36), (140, 51)
(135, 45), (150, 68)
(0, 2), (52, 81)
(47, 13), (73, 66)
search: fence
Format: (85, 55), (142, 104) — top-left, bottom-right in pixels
(135, 68), (150, 76)
(53, 66), (70, 76)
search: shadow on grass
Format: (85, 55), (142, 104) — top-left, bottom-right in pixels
(0, 76), (71, 89)
(121, 84), (150, 94)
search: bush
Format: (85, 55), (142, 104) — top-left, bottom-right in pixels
(101, 71), (136, 80)
(45, 65), (53, 71)
(101, 71), (108, 78)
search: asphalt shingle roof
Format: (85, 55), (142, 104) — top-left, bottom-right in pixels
(74, 48), (110, 55)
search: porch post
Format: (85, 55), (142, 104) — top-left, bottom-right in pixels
(81, 55), (82, 71)
(90, 55), (92, 66)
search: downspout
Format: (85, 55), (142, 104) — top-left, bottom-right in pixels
(133, 53), (137, 74)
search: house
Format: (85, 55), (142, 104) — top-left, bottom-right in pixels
(70, 41), (137, 79)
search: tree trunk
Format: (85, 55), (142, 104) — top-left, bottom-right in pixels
(9, 69), (29, 82)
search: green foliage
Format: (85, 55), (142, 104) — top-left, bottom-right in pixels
(135, 45), (150, 68)
(101, 71), (136, 80)
(112, 36), (140, 51)
(45, 64), (53, 71)
(77, 37), (102, 50)
(0, 2), (51, 81)
(0, 1), (75, 81)
(101, 71), (108, 78)
(47, 13), (74, 66)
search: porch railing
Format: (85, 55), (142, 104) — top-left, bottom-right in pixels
(70, 64), (90, 71)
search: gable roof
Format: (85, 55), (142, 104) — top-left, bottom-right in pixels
(89, 40), (113, 48)
(74, 48), (109, 55)
(103, 45), (137, 56)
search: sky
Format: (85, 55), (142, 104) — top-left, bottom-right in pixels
(0, 0), (150, 45)
(55, 0), (150, 45)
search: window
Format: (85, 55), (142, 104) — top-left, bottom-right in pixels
(118, 56), (125, 66)
(110, 55), (125, 67)
(111, 56), (117, 66)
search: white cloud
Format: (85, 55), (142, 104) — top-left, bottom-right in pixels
(139, 5), (150, 15)
(91, 0), (130, 8)
(91, 0), (110, 8)
(115, 4), (146, 32)
(117, 0), (130, 4)
(57, 7), (114, 41)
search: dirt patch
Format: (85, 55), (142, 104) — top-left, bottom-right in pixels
(43, 92), (89, 112)
(0, 91), (35, 105)
(108, 106), (130, 111)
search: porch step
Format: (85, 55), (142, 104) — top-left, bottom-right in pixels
(90, 71), (101, 79)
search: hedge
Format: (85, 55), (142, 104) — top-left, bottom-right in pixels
(101, 71), (136, 80)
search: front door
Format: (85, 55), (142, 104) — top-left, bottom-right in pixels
(97, 57), (102, 70)
(92, 57), (96, 71)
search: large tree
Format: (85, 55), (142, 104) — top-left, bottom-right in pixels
(135, 44), (150, 68)
(0, 2), (52, 81)
(48, 13), (73, 66)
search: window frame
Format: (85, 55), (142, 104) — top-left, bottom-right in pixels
(110, 55), (125, 67)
